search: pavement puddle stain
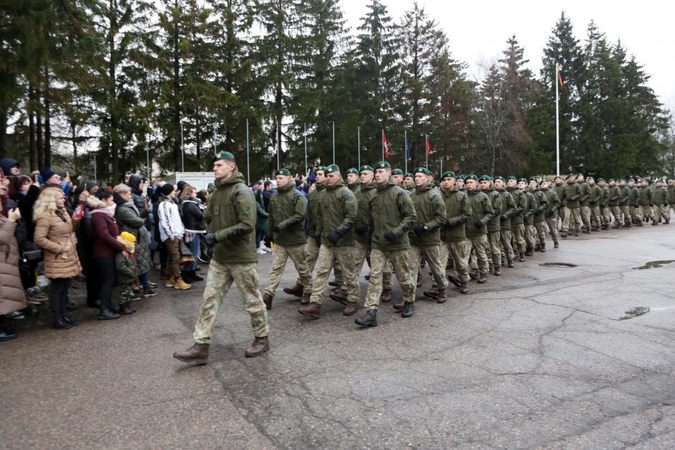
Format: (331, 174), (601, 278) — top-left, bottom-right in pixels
(632, 260), (675, 270)
(619, 306), (650, 320)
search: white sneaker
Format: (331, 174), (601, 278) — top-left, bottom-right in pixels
(257, 248), (266, 255)
(263, 247), (272, 253)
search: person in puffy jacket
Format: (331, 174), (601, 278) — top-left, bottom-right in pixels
(179, 185), (205, 283)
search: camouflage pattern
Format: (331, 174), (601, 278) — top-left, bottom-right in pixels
(264, 243), (312, 297)
(544, 216), (559, 244)
(445, 238), (472, 282)
(525, 223), (536, 249)
(511, 223), (526, 253)
(488, 230), (501, 268)
(638, 205), (654, 222)
(310, 245), (359, 305)
(363, 248), (414, 310)
(193, 259), (269, 344)
(533, 222), (547, 246)
(562, 207), (581, 233)
(468, 234), (490, 275)
(408, 244), (448, 292)
(119, 284), (133, 303)
(353, 240), (371, 279)
(296, 238), (320, 286)
(499, 229), (515, 261)
(382, 261), (393, 291)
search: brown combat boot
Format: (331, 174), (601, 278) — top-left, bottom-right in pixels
(262, 292), (273, 310)
(245, 336), (270, 358)
(329, 288), (348, 305)
(301, 292), (310, 305)
(469, 270), (479, 280)
(379, 288), (392, 303)
(343, 302), (358, 316)
(525, 247), (534, 256)
(436, 288), (447, 304)
(519, 252), (525, 262)
(448, 274), (461, 287)
(416, 273), (423, 287)
(540, 243), (546, 252)
(298, 302), (321, 318)
(393, 300), (405, 311)
(423, 287), (439, 299)
(459, 282), (469, 294)
(283, 283), (304, 297)
(494, 266), (501, 276)
(507, 259), (514, 268)
(173, 343), (209, 365)
(477, 273), (487, 284)
(554, 242), (559, 248)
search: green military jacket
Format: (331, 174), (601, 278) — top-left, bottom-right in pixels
(530, 188), (548, 223)
(267, 181), (307, 247)
(316, 179), (357, 247)
(441, 186), (471, 242)
(608, 185), (621, 206)
(466, 189), (494, 237)
(630, 186), (640, 206)
(204, 171), (257, 264)
(482, 187), (502, 233)
(307, 183), (325, 238)
(348, 181), (361, 195)
(507, 187), (527, 225)
(637, 186), (653, 206)
(554, 182), (566, 205)
(600, 186), (610, 208)
(369, 177), (416, 252)
(578, 182), (590, 206)
(497, 188), (516, 231)
(523, 190), (536, 225)
(588, 184), (602, 207)
(620, 186), (632, 206)
(409, 183), (446, 247)
(562, 182), (581, 208)
(652, 186), (668, 206)
(354, 181), (377, 244)
(542, 187), (560, 219)
(668, 185), (675, 204)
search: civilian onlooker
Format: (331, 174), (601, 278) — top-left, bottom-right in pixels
(254, 187), (269, 255)
(114, 183), (156, 297)
(0, 190), (26, 341)
(33, 187), (82, 329)
(179, 185), (205, 283)
(88, 190), (126, 320)
(115, 231), (139, 314)
(77, 181), (102, 307)
(157, 183), (191, 290)
(0, 158), (20, 178)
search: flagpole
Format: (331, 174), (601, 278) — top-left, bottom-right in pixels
(304, 123), (307, 175)
(357, 126), (361, 168)
(246, 119), (250, 185)
(404, 131), (407, 173)
(381, 129), (384, 160)
(425, 134), (429, 169)
(556, 64), (560, 177)
(332, 121), (336, 164)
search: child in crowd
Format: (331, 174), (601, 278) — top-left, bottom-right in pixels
(116, 231), (139, 315)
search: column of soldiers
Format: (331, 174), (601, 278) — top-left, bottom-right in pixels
(173, 151), (675, 364)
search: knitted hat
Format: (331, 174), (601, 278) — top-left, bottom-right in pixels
(40, 167), (57, 182)
(160, 183), (175, 196)
(119, 231), (136, 243)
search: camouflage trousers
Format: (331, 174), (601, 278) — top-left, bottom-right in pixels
(533, 222), (547, 246)
(610, 206), (624, 225)
(580, 206), (591, 229)
(310, 245), (359, 305)
(525, 223), (536, 248)
(193, 259), (269, 344)
(119, 284), (133, 303)
(654, 204), (670, 221)
(353, 240), (371, 281)
(562, 207), (581, 232)
(499, 229), (515, 261)
(600, 206), (611, 226)
(589, 206), (601, 228)
(487, 231), (501, 268)
(638, 205), (654, 221)
(364, 248), (414, 310)
(444, 239), (472, 282)
(296, 238), (320, 286)
(408, 244), (448, 293)
(468, 234), (490, 275)
(544, 216), (559, 243)
(265, 243), (312, 297)
(621, 205), (633, 224)
(511, 223), (526, 253)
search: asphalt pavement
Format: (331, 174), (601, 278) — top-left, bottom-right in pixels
(2, 222), (675, 449)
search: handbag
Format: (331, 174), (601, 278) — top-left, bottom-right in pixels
(178, 239), (195, 266)
(22, 241), (43, 262)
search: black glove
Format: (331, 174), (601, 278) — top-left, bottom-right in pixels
(315, 235), (321, 247)
(649, 204), (654, 207)
(327, 231), (343, 245)
(384, 231), (396, 241)
(272, 225), (281, 233)
(500, 215), (507, 221)
(413, 225), (427, 236)
(664, 203), (669, 207)
(204, 233), (217, 247)
(534, 209), (542, 216)
(224, 228), (242, 239)
(473, 221), (483, 229)
(355, 224), (368, 235)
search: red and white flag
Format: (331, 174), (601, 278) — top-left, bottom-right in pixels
(425, 135), (431, 161)
(383, 132), (390, 159)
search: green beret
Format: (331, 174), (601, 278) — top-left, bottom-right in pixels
(544, 177), (552, 182)
(441, 171), (456, 179)
(374, 161), (391, 170)
(213, 151), (235, 162)
(566, 174), (575, 180)
(275, 168), (291, 176)
(597, 178), (605, 182)
(528, 177), (538, 184)
(325, 164), (340, 174)
(507, 175), (517, 181)
(346, 168), (359, 175)
(494, 175), (505, 182)
(392, 168), (404, 175)
(465, 174), (478, 181)
(359, 165), (374, 173)
(404, 172), (414, 178)
(518, 178), (528, 183)
(478, 175), (492, 182)
(608, 178), (615, 182)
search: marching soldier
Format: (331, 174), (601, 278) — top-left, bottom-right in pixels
(507, 176), (527, 261)
(441, 172), (472, 294)
(528, 178), (549, 252)
(561, 174), (582, 237)
(494, 176), (516, 267)
(540, 178), (560, 248)
(465, 174), (493, 283)
(479, 175), (503, 275)
(587, 176), (602, 231)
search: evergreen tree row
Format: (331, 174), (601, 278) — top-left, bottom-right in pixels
(1, 1), (671, 183)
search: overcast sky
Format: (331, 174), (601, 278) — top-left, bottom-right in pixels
(339, 0), (675, 109)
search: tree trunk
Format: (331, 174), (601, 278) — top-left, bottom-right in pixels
(28, 86), (37, 171)
(44, 69), (52, 168)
